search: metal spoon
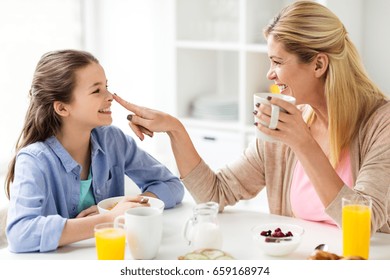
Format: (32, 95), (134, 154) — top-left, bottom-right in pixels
(314, 244), (328, 251)
(311, 243), (329, 257)
(310, 244), (330, 259)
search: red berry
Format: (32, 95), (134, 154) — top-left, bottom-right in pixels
(262, 227), (294, 239)
(260, 230), (272, 236)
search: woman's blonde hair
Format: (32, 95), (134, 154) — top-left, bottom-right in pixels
(264, 1), (387, 166)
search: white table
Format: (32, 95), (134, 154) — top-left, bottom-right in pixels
(0, 201), (389, 260)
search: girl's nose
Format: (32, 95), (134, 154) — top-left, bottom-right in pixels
(106, 91), (114, 101)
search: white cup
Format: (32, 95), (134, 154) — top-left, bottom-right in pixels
(114, 207), (162, 260)
(254, 92), (296, 142)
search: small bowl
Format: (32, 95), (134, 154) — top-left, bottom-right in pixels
(97, 196), (165, 214)
(251, 223), (304, 257)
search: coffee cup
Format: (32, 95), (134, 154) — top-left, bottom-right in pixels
(253, 92), (296, 142)
(114, 207), (162, 260)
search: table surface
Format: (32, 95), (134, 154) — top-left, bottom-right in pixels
(1, 201), (389, 260)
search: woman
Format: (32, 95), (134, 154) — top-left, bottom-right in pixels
(5, 50), (184, 253)
(113, 1), (390, 233)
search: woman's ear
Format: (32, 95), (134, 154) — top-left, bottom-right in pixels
(314, 53), (329, 78)
(53, 101), (70, 117)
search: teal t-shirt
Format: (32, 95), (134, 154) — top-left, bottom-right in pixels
(77, 170), (96, 213)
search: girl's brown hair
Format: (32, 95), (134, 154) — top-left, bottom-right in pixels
(5, 49), (99, 198)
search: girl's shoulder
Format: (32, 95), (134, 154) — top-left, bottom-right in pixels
(18, 140), (49, 157)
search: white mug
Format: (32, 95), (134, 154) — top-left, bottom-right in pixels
(114, 207), (162, 260)
(253, 92), (296, 142)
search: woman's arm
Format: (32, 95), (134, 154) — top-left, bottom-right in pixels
(113, 94), (201, 178)
(112, 94), (266, 211)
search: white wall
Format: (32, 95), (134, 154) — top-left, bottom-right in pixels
(83, 0), (178, 173)
(327, 0), (390, 95)
(0, 0), (83, 176)
(326, 0), (364, 52)
(361, 0), (390, 94)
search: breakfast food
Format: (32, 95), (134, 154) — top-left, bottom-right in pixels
(106, 197), (149, 210)
(260, 227), (294, 242)
(308, 250), (366, 260)
(107, 202), (118, 211)
(178, 249), (234, 260)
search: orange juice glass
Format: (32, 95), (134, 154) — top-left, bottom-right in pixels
(342, 195), (372, 259)
(94, 222), (126, 260)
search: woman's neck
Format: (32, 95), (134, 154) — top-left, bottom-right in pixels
(309, 104), (329, 156)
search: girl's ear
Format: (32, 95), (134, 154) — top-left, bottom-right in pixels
(53, 101), (70, 117)
(314, 53), (329, 78)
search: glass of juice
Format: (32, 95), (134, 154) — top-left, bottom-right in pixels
(342, 195), (372, 259)
(94, 222), (126, 260)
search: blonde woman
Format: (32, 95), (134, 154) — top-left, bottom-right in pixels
(114, 1), (390, 233)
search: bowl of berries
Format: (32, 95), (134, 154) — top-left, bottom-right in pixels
(251, 223), (304, 257)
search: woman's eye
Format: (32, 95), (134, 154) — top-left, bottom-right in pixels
(272, 60), (281, 65)
(92, 89), (100, 94)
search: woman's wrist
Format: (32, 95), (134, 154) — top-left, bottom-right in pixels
(166, 117), (186, 137)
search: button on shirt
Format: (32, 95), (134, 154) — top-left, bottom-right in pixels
(6, 126), (184, 253)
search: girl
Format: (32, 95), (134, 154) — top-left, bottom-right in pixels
(5, 49), (184, 253)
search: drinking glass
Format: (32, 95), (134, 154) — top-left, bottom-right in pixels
(94, 222), (126, 260)
(342, 195), (372, 259)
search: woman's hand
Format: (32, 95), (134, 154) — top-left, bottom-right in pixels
(256, 97), (345, 207)
(113, 94), (180, 141)
(254, 97), (312, 150)
(113, 93), (201, 177)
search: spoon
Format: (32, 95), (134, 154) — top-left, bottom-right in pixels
(310, 244), (330, 259)
(314, 244), (328, 251)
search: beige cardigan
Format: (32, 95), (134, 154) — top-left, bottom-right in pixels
(183, 102), (390, 233)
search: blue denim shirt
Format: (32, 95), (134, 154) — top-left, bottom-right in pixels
(6, 126), (184, 253)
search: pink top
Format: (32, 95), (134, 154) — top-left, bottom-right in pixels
(290, 151), (354, 225)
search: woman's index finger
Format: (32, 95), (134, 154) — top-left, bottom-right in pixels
(113, 94), (141, 115)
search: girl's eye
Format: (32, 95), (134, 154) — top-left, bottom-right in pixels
(92, 89), (100, 94)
